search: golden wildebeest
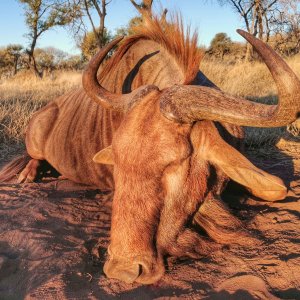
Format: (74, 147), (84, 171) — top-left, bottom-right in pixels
(0, 16), (299, 284)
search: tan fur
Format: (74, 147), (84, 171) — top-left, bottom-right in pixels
(0, 17), (201, 187)
(104, 92), (192, 283)
(101, 16), (203, 86)
(0, 154), (31, 183)
(103, 94), (285, 284)
(194, 195), (259, 246)
(17, 159), (41, 183)
(0, 14), (290, 286)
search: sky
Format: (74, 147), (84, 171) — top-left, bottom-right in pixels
(0, 0), (244, 55)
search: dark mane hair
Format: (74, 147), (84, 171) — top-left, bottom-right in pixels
(100, 15), (203, 85)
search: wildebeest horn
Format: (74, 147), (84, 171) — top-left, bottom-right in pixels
(83, 37), (159, 111)
(160, 30), (300, 127)
(82, 37), (124, 110)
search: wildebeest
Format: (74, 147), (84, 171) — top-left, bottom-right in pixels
(0, 13), (299, 284)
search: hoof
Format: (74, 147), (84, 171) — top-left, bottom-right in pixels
(17, 159), (40, 183)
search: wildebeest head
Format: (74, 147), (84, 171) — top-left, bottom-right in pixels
(82, 28), (300, 284)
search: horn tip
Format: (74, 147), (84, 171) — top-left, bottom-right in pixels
(113, 36), (125, 44)
(236, 29), (246, 36)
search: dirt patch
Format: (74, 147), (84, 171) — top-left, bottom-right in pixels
(0, 145), (299, 299)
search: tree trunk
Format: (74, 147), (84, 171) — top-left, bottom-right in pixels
(28, 52), (43, 79)
(13, 57), (18, 76)
(245, 43), (252, 61)
(245, 2), (258, 62)
(257, 0), (263, 40)
(98, 0), (106, 48)
(27, 26), (43, 78)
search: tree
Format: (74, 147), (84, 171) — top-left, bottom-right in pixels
(0, 48), (11, 75)
(82, 0), (111, 48)
(129, 0), (168, 27)
(115, 16), (143, 37)
(6, 45), (24, 75)
(34, 47), (69, 75)
(19, 0), (73, 78)
(115, 1), (168, 37)
(61, 54), (84, 70)
(216, 0), (283, 59)
(34, 48), (55, 74)
(69, 0), (167, 59)
(0, 45), (24, 76)
(68, 0), (112, 50)
(130, 0), (153, 19)
(79, 28), (112, 60)
(45, 47), (69, 67)
(217, 1), (279, 38)
(269, 0), (300, 55)
(207, 33), (233, 59)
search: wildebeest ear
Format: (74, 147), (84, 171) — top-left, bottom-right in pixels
(93, 145), (114, 165)
(191, 122), (287, 201)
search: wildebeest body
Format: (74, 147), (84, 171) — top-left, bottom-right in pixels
(24, 38), (200, 188)
(0, 14), (299, 285)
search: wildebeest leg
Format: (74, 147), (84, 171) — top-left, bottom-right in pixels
(157, 160), (219, 259)
(193, 194), (258, 247)
(25, 102), (58, 159)
(157, 192), (258, 259)
(17, 102), (59, 183)
(156, 195), (219, 259)
(0, 154), (31, 183)
(17, 159), (41, 183)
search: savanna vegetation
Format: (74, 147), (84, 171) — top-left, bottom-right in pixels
(0, 0), (299, 161)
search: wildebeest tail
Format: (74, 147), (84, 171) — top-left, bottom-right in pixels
(193, 196), (261, 247)
(0, 153), (31, 183)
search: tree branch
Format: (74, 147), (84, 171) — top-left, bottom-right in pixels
(84, 0), (98, 39)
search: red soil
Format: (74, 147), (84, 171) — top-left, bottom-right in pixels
(0, 144), (299, 299)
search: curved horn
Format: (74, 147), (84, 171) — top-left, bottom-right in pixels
(160, 30), (300, 127)
(83, 37), (159, 111)
(82, 37), (125, 110)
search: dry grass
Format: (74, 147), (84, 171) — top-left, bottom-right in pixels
(0, 55), (299, 161)
(201, 54), (300, 147)
(0, 71), (81, 160)
(201, 54), (300, 97)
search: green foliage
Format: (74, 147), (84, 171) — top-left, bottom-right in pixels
(34, 47), (84, 72)
(34, 48), (57, 70)
(79, 29), (113, 60)
(6, 45), (23, 59)
(0, 44), (83, 78)
(18, 0), (75, 77)
(0, 45), (24, 76)
(19, 0), (73, 39)
(0, 49), (11, 69)
(271, 32), (300, 56)
(80, 15), (143, 61)
(207, 33), (233, 58)
(115, 16), (143, 37)
(60, 55), (84, 70)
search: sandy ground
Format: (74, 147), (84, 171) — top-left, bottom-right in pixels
(0, 141), (299, 300)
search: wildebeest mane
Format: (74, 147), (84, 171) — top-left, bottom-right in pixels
(100, 15), (203, 86)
